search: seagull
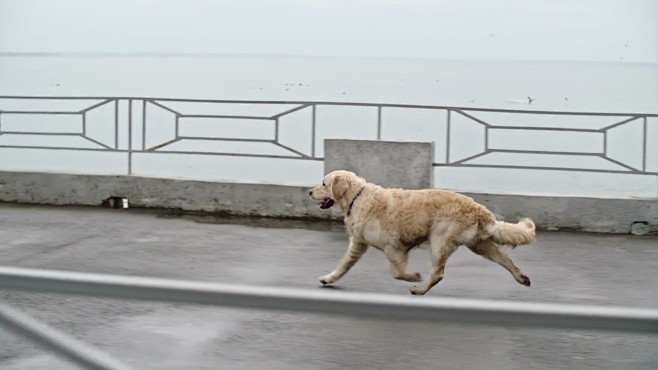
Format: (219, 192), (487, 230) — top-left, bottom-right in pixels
(527, 96), (535, 104)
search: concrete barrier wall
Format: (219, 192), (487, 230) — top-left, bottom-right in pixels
(1, 171), (656, 235)
(0, 171), (340, 220)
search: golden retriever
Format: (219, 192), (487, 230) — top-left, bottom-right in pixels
(309, 170), (535, 295)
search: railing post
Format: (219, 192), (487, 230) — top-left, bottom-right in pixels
(142, 100), (147, 151)
(377, 106), (382, 140)
(311, 105), (316, 158)
(446, 109), (451, 164)
(642, 116), (647, 172)
(128, 99), (133, 175)
(114, 99), (119, 150)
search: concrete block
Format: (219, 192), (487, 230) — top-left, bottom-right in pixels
(324, 139), (434, 189)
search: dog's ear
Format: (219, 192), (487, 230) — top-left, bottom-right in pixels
(331, 174), (349, 199)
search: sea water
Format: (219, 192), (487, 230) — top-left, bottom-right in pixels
(0, 55), (656, 197)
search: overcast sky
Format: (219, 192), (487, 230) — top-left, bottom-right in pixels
(1, 0), (657, 62)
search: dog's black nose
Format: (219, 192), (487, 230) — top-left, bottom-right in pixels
(308, 190), (313, 196)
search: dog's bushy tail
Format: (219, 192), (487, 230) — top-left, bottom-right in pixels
(486, 218), (536, 247)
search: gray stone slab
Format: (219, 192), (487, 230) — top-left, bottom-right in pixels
(324, 139), (434, 189)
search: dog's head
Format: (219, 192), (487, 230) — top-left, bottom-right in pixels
(309, 170), (365, 210)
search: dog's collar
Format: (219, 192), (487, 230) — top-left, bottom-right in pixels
(346, 187), (365, 217)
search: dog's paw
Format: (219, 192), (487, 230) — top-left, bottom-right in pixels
(318, 274), (335, 285)
(409, 285), (427, 295)
(517, 274), (531, 287)
(393, 272), (422, 282)
(408, 272), (422, 282)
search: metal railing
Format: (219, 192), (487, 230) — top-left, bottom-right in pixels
(1, 95), (656, 177)
(0, 300), (135, 370)
(1, 266), (657, 370)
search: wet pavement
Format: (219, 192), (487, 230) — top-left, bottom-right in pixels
(0, 203), (657, 370)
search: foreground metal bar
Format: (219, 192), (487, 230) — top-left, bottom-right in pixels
(1, 266), (657, 334)
(0, 301), (135, 370)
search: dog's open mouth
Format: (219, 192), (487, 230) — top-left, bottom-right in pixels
(318, 198), (335, 209)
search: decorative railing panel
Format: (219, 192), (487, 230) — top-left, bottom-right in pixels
(1, 96), (656, 195)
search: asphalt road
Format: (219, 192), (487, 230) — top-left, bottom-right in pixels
(0, 203), (657, 370)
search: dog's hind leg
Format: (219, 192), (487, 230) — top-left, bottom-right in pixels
(468, 239), (531, 286)
(319, 239), (368, 285)
(410, 233), (459, 295)
(384, 246), (422, 282)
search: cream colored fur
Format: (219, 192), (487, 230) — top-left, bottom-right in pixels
(309, 170), (536, 295)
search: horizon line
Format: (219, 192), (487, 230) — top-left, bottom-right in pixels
(1, 51), (656, 65)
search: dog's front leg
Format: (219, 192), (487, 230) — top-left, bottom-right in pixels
(319, 239), (368, 285)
